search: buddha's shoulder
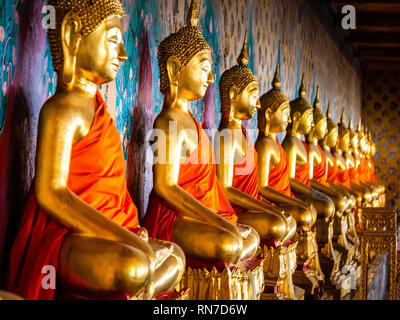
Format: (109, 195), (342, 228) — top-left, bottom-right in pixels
(40, 92), (93, 123)
(282, 135), (298, 147)
(153, 109), (190, 130)
(255, 135), (277, 150)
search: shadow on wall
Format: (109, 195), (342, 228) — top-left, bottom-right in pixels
(0, 0), (47, 286)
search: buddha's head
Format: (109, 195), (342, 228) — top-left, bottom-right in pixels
(259, 62), (290, 135)
(288, 74), (313, 136)
(337, 109), (350, 152)
(324, 103), (338, 149)
(158, 0), (213, 104)
(309, 86), (327, 142)
(369, 131), (377, 157)
(357, 120), (368, 155)
(48, 0), (127, 87)
(219, 32), (260, 121)
(348, 117), (359, 152)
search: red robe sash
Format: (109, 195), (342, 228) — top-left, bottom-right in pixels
(349, 165), (361, 185)
(327, 157), (340, 185)
(142, 112), (237, 242)
(268, 138), (294, 198)
(231, 128), (263, 214)
(338, 167), (351, 189)
(313, 144), (329, 186)
(7, 91), (139, 300)
(368, 158), (377, 182)
(294, 142), (310, 187)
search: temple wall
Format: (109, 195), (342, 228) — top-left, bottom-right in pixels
(361, 69), (400, 214)
(0, 0), (361, 277)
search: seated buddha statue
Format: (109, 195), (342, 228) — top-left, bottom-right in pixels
(311, 101), (360, 274)
(283, 76), (342, 288)
(257, 66), (324, 298)
(322, 104), (356, 210)
(215, 34), (294, 244)
(142, 0), (260, 277)
(346, 117), (373, 206)
(356, 123), (380, 206)
(215, 39), (298, 299)
(364, 130), (385, 206)
(7, 0), (185, 300)
(321, 105), (358, 243)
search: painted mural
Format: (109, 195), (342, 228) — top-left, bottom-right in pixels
(362, 69), (400, 214)
(0, 0), (362, 271)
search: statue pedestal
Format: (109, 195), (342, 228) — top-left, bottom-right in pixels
(176, 253), (265, 300)
(292, 230), (324, 299)
(261, 241), (305, 300)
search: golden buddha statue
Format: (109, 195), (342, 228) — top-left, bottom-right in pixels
(283, 75), (340, 288)
(346, 117), (373, 206)
(256, 66), (324, 299)
(364, 129), (385, 206)
(311, 101), (361, 287)
(215, 38), (298, 299)
(142, 0), (263, 300)
(7, 0), (185, 300)
(356, 122), (381, 206)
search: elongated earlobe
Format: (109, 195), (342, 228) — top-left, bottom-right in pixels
(61, 11), (82, 86)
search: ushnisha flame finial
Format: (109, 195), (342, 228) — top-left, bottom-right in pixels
(272, 61), (281, 90)
(326, 101), (332, 118)
(313, 86), (320, 109)
(348, 117), (354, 131)
(299, 74), (306, 98)
(340, 108), (345, 125)
(237, 31), (249, 67)
(357, 118), (362, 132)
(186, 0), (200, 27)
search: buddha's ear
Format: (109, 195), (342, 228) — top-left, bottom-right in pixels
(229, 85), (239, 103)
(292, 111), (301, 124)
(166, 56), (181, 87)
(265, 108), (272, 123)
(61, 11), (82, 86)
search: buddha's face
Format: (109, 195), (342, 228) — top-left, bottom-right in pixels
(350, 134), (359, 150)
(177, 50), (214, 101)
(76, 15), (127, 85)
(269, 102), (291, 134)
(371, 143), (376, 156)
(231, 81), (260, 120)
(359, 134), (367, 154)
(326, 127), (338, 148)
(297, 109), (313, 135)
(313, 117), (327, 140)
(339, 131), (350, 151)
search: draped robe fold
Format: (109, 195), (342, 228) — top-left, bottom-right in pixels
(327, 157), (340, 185)
(142, 112), (237, 242)
(313, 144), (329, 187)
(231, 128), (263, 214)
(294, 142), (311, 187)
(268, 138), (295, 198)
(8, 91), (140, 300)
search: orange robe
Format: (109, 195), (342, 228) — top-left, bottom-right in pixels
(349, 165), (361, 185)
(368, 158), (377, 182)
(338, 167), (351, 189)
(327, 157), (340, 185)
(8, 91), (139, 300)
(142, 112), (237, 242)
(231, 128), (263, 214)
(313, 144), (329, 187)
(295, 142), (310, 187)
(268, 138), (294, 198)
